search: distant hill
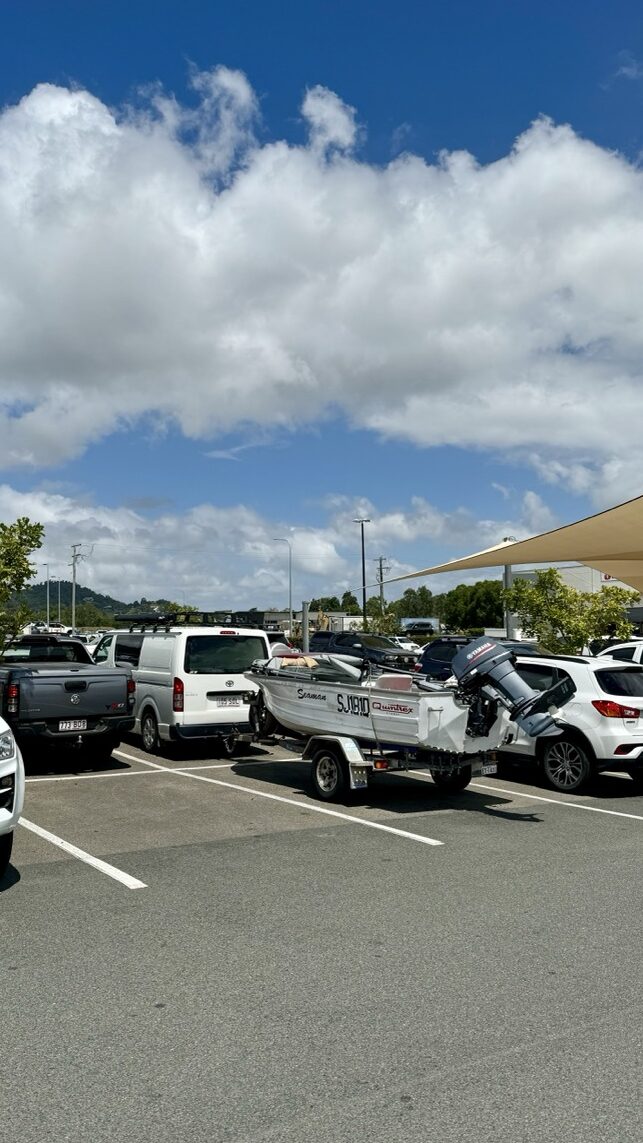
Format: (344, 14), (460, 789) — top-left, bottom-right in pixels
(16, 581), (184, 621)
(19, 580), (129, 614)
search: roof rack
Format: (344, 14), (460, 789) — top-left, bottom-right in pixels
(114, 610), (267, 632)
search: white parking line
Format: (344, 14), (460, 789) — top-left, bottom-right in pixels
(19, 817), (147, 889)
(26, 768), (162, 783)
(24, 758), (277, 783)
(470, 781), (643, 822)
(114, 750), (444, 847)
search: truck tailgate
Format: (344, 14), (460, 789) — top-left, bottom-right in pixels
(17, 667), (130, 720)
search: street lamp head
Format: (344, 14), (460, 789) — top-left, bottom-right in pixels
(353, 518), (371, 524)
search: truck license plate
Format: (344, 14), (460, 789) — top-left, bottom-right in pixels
(216, 697), (241, 707)
(59, 719), (87, 731)
(481, 763), (497, 776)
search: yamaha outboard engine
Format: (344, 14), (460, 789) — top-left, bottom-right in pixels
(451, 638), (575, 737)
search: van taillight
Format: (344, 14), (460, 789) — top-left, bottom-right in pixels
(172, 677), (184, 712)
(7, 682), (19, 715)
(592, 699), (640, 719)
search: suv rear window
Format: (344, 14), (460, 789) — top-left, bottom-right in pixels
(595, 667), (643, 697)
(184, 635), (267, 674)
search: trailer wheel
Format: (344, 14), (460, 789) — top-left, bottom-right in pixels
(0, 832), (13, 880)
(430, 764), (472, 793)
(311, 747), (347, 801)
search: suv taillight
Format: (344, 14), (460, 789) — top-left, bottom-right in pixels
(592, 699), (640, 719)
(7, 682), (19, 715)
(172, 677), (184, 712)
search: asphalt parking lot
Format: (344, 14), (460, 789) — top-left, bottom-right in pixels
(3, 739), (643, 1143)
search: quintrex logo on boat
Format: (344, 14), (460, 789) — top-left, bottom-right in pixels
(297, 688), (327, 702)
(337, 694), (370, 717)
(372, 700), (413, 715)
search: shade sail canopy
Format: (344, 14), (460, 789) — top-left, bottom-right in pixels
(392, 494), (643, 595)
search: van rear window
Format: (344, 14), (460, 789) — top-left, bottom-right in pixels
(184, 635), (267, 674)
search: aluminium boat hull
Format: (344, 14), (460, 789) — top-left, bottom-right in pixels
(248, 666), (508, 754)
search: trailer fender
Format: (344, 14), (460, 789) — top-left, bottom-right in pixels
(302, 735), (370, 792)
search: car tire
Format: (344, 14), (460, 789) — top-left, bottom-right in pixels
(141, 710), (160, 754)
(429, 764), (472, 793)
(540, 735), (594, 793)
(310, 747), (347, 801)
(0, 832), (13, 880)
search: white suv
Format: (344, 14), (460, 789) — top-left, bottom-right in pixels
(501, 654), (643, 793)
(0, 716), (25, 880)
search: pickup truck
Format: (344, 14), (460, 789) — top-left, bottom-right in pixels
(0, 635), (135, 761)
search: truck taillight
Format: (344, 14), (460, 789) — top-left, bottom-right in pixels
(592, 699), (640, 719)
(172, 677), (184, 712)
(7, 682), (19, 715)
(127, 677), (136, 709)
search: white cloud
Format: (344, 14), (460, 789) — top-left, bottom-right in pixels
(2, 483), (558, 606)
(1, 74), (643, 499)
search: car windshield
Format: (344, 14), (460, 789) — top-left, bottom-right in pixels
(594, 667), (643, 697)
(1, 641), (90, 663)
(503, 641), (551, 656)
(184, 635), (267, 674)
(360, 636), (402, 650)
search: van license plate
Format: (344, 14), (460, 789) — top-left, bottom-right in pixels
(59, 719), (87, 731)
(216, 697), (241, 707)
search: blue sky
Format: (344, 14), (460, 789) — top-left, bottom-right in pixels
(1, 1), (643, 607)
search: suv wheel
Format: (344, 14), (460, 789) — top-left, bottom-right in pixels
(541, 735), (594, 793)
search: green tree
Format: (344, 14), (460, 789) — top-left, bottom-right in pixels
(309, 596), (341, 613)
(0, 517), (44, 643)
(340, 591), (361, 615)
(434, 580), (503, 632)
(503, 568), (638, 654)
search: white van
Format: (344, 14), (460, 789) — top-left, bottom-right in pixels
(93, 623), (271, 754)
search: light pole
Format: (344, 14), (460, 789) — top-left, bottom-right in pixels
(42, 563), (50, 628)
(274, 538), (293, 637)
(354, 518), (370, 628)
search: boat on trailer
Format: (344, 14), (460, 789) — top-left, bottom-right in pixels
(245, 638), (575, 800)
(247, 652), (507, 754)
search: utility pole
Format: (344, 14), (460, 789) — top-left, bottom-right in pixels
(373, 555), (391, 613)
(354, 518), (370, 628)
(57, 579), (61, 623)
(70, 544), (83, 634)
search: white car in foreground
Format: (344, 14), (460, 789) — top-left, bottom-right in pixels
(501, 654), (643, 793)
(0, 717), (25, 879)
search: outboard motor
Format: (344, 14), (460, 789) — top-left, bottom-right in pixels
(451, 638), (575, 737)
